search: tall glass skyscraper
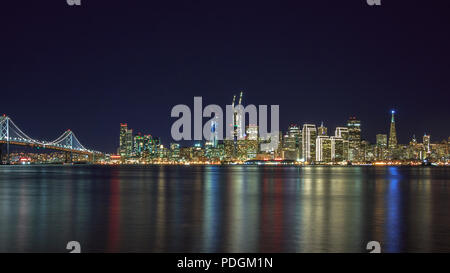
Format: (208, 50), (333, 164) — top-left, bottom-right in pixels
(423, 134), (431, 153)
(318, 122), (327, 136)
(388, 110), (397, 150)
(302, 124), (317, 162)
(119, 123), (133, 159)
(316, 135), (331, 162)
(376, 134), (387, 160)
(283, 124), (301, 161)
(347, 117), (361, 161)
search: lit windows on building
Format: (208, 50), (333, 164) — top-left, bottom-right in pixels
(331, 136), (348, 162)
(134, 134), (145, 156)
(423, 134), (431, 154)
(335, 127), (349, 140)
(376, 134), (387, 160)
(170, 143), (180, 160)
(119, 123), (128, 158)
(388, 110), (398, 150)
(246, 125), (258, 141)
(282, 124), (301, 161)
(119, 123), (133, 159)
(318, 122), (327, 136)
(316, 135), (331, 162)
(347, 117), (361, 161)
(302, 124), (317, 162)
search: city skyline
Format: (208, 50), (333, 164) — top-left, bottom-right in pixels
(1, 108), (448, 155)
(112, 107), (448, 165)
(119, 108), (447, 147)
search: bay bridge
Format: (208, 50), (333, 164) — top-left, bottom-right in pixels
(0, 115), (103, 164)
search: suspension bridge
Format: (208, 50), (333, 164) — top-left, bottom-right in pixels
(0, 115), (103, 164)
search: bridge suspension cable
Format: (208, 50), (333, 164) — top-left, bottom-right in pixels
(0, 115), (99, 154)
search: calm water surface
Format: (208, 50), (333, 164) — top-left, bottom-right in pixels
(0, 165), (449, 253)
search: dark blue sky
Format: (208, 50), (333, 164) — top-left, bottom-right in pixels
(1, 0), (449, 153)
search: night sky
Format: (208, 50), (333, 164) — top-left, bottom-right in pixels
(1, 0), (449, 153)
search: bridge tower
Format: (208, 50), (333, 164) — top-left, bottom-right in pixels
(0, 115), (10, 164)
(64, 130), (74, 164)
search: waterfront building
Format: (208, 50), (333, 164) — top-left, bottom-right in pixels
(407, 135), (422, 160)
(244, 125), (259, 160)
(224, 139), (235, 160)
(316, 135), (331, 162)
(347, 117), (361, 161)
(246, 125), (258, 140)
(302, 124), (317, 162)
(125, 128), (133, 158)
(179, 147), (192, 161)
(205, 140), (224, 162)
(335, 127), (349, 140)
(134, 134), (145, 157)
(331, 136), (348, 162)
(119, 123), (133, 159)
(361, 140), (375, 161)
(119, 123), (128, 158)
(282, 133), (296, 160)
(318, 122), (327, 136)
(170, 143), (180, 161)
(282, 124), (301, 161)
(388, 110), (398, 150)
(376, 134), (387, 160)
(192, 142), (205, 161)
(423, 134), (431, 154)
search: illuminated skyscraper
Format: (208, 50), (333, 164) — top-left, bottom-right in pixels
(142, 134), (155, 161)
(224, 140), (234, 160)
(316, 135), (331, 162)
(126, 128), (133, 157)
(334, 127), (349, 161)
(388, 110), (397, 150)
(335, 127), (349, 140)
(229, 91), (244, 159)
(282, 132), (295, 160)
(360, 140), (374, 161)
(170, 143), (180, 160)
(347, 117), (361, 161)
(331, 136), (347, 162)
(246, 125), (258, 140)
(119, 123), (128, 157)
(318, 122), (327, 136)
(244, 125), (259, 160)
(282, 124), (301, 161)
(302, 124), (317, 162)
(423, 134), (431, 153)
(376, 134), (387, 160)
(232, 91), (244, 140)
(134, 133), (145, 157)
(119, 123), (133, 159)
(210, 118), (219, 148)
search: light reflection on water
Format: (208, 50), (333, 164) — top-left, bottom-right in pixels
(0, 165), (449, 253)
